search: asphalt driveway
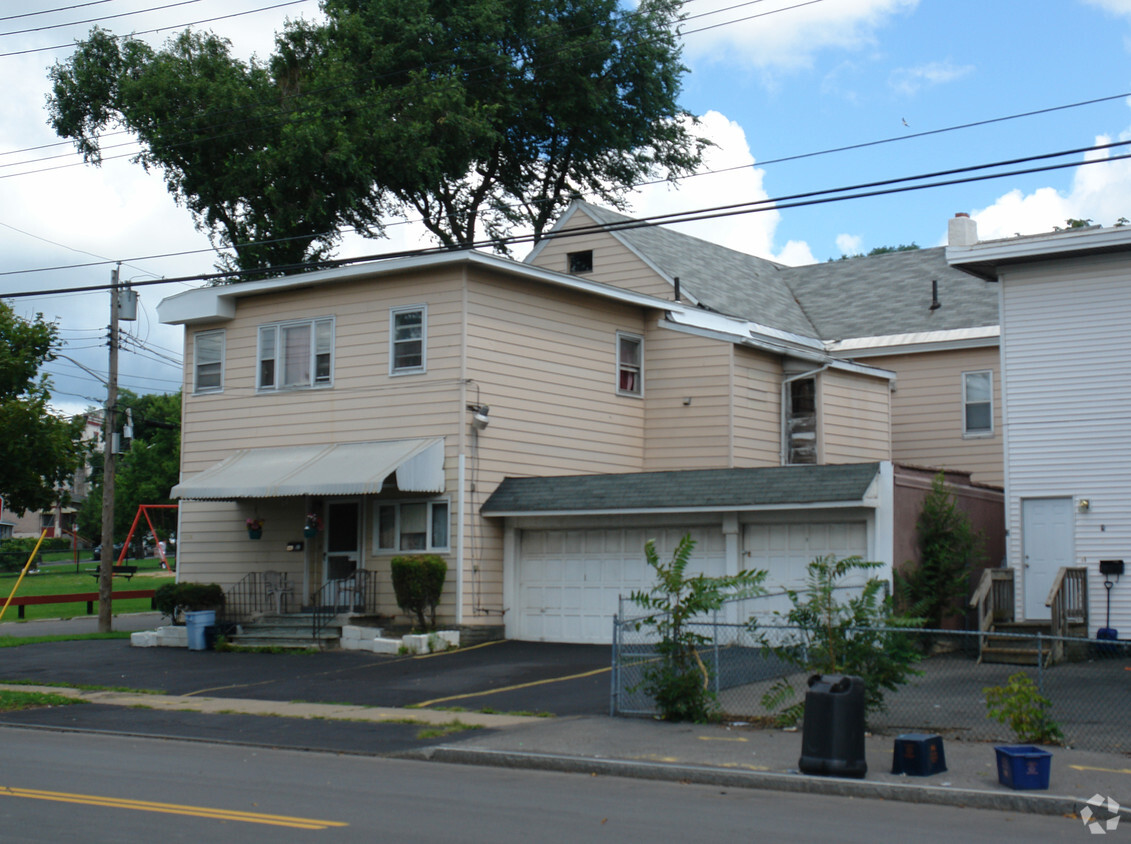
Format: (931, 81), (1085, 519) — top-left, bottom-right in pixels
(0, 638), (613, 716)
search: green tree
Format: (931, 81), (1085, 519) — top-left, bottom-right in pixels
(0, 303), (87, 515)
(896, 472), (983, 631)
(47, 0), (705, 272)
(77, 390), (181, 544)
(630, 535), (766, 722)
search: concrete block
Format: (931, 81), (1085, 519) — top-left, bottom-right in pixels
(155, 626), (188, 647)
(369, 638), (403, 654)
(434, 630), (460, 649)
(402, 634), (430, 654)
(341, 625), (362, 641)
(130, 631), (158, 648)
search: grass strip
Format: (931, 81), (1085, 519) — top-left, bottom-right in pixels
(0, 690), (87, 712)
(0, 632), (132, 648)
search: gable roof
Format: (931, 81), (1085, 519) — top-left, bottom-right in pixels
(553, 202), (819, 338)
(535, 201), (1000, 346)
(482, 462), (882, 516)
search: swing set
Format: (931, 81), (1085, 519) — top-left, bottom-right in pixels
(118, 504), (178, 570)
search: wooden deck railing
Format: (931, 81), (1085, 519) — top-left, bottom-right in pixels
(970, 568), (1014, 660)
(1046, 566), (1088, 663)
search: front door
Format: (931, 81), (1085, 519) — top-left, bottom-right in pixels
(324, 500), (361, 591)
(1021, 497), (1073, 619)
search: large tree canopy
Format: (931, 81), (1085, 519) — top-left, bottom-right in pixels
(47, 0), (704, 273)
(0, 303), (87, 514)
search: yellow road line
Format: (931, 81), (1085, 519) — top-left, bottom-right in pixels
(1069, 764), (1131, 775)
(0, 787), (348, 829)
(413, 665), (611, 708)
(698, 736), (748, 743)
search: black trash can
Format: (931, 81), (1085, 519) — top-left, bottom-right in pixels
(798, 674), (867, 778)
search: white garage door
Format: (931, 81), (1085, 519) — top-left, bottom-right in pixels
(742, 522), (868, 618)
(516, 527), (726, 644)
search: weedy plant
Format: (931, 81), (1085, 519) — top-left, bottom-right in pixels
(984, 672), (1064, 745)
(630, 534), (766, 722)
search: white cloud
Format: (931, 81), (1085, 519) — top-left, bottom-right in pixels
(1081, 0), (1131, 17)
(624, 110), (814, 265)
(681, 0), (918, 73)
(962, 134), (1131, 240)
(836, 233), (864, 255)
(888, 59), (975, 96)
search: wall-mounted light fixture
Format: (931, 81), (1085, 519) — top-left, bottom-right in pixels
(468, 404), (490, 430)
(1078, 498), (1091, 512)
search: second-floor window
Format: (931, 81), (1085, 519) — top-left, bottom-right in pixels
(617, 331), (643, 396)
(963, 370), (993, 436)
(390, 305), (426, 375)
(258, 317), (333, 392)
(193, 329), (224, 394)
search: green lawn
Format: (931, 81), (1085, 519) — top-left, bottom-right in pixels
(0, 556), (175, 622)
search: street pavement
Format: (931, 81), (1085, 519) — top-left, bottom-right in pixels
(1, 612), (1128, 823)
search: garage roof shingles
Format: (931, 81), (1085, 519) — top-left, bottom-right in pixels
(481, 463), (881, 515)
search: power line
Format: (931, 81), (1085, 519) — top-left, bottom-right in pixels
(0, 0), (206, 39)
(3, 140), (1128, 300)
(1, 1), (116, 24)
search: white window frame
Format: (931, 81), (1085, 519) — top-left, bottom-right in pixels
(257, 317), (334, 392)
(962, 369), (994, 437)
(193, 329), (225, 394)
(390, 305), (427, 376)
(373, 499), (450, 552)
(616, 331), (643, 397)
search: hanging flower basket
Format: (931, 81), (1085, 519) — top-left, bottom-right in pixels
(303, 513), (322, 538)
(246, 518), (264, 540)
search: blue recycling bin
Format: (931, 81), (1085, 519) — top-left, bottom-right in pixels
(185, 610), (217, 651)
(799, 674), (868, 778)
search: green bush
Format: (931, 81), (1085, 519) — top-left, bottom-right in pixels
(154, 582), (225, 621)
(390, 555), (447, 630)
(984, 672), (1063, 745)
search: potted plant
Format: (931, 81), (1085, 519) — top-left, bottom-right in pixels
(303, 513), (322, 538)
(246, 518), (264, 539)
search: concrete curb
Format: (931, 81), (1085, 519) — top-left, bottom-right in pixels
(416, 746), (1103, 818)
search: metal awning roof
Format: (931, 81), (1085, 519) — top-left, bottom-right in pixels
(172, 438), (445, 500)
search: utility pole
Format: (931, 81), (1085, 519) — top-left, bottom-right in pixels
(98, 265), (120, 633)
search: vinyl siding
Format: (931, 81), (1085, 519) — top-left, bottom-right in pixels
(642, 329), (735, 469)
(524, 207), (674, 300)
(731, 346), (783, 466)
(866, 347), (1003, 486)
(999, 252), (1131, 630)
(819, 369), (892, 464)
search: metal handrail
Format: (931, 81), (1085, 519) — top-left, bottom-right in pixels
(311, 569), (378, 638)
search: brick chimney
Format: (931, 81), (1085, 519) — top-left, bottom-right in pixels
(948, 212), (978, 247)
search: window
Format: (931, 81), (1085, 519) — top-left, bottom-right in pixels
(784, 376), (817, 465)
(568, 250), (593, 274)
(617, 331), (643, 396)
(963, 370), (993, 436)
(374, 500), (450, 552)
(390, 305), (426, 375)
(193, 330), (224, 393)
(258, 318), (333, 391)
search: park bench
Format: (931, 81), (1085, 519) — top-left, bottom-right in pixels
(0, 589), (157, 620)
(88, 565), (139, 580)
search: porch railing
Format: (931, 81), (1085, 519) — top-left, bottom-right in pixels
(1047, 566), (1088, 663)
(311, 569), (379, 638)
(216, 571), (275, 629)
(970, 567), (1014, 661)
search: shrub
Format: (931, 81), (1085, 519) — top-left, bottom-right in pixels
(390, 555), (447, 630)
(154, 582), (225, 621)
(984, 672), (1063, 745)
(756, 555), (923, 722)
(630, 534), (766, 722)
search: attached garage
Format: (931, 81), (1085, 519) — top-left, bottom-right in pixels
(484, 463), (894, 644)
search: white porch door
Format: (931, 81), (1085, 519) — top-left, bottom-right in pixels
(324, 501), (361, 606)
(1021, 497), (1073, 619)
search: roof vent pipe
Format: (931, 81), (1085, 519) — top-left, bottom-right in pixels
(674, 276), (681, 302)
(929, 279), (941, 311)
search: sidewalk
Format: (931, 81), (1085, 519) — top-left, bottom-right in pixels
(1, 615), (1127, 821)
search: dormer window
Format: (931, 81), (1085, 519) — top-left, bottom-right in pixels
(568, 250), (593, 274)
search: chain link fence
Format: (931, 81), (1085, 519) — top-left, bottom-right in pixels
(612, 608), (1130, 754)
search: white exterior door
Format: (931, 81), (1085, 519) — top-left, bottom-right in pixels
(1021, 498), (1074, 619)
(516, 527), (726, 644)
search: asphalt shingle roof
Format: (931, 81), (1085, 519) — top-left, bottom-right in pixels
(563, 202), (999, 341)
(481, 463), (881, 514)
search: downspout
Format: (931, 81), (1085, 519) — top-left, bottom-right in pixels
(780, 364), (829, 464)
(456, 266), (470, 626)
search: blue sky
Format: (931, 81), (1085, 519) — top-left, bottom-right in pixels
(3, 0), (1131, 413)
